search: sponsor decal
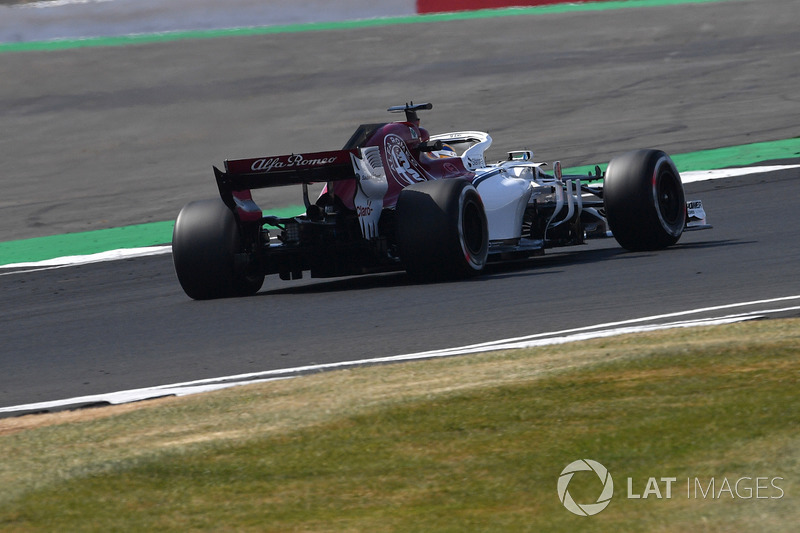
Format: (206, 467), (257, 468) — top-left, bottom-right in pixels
(250, 153), (340, 172)
(443, 162), (461, 175)
(384, 133), (431, 186)
(356, 200), (374, 218)
(467, 155), (485, 169)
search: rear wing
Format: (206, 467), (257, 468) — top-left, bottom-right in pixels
(214, 149), (360, 222)
(215, 149), (359, 191)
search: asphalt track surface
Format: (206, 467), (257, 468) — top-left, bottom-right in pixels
(2, 0), (800, 410)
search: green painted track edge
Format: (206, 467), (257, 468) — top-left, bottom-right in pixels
(0, 0), (736, 54)
(0, 206), (304, 266)
(568, 137), (800, 176)
(1, 137), (797, 266)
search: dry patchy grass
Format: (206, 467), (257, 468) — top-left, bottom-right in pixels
(0, 319), (797, 531)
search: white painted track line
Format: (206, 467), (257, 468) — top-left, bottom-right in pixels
(3, 295), (798, 416)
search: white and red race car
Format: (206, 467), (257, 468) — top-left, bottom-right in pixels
(173, 103), (709, 299)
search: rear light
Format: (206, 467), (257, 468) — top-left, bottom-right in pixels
(283, 222), (301, 244)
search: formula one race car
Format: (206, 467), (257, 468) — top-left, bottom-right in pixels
(173, 103), (710, 299)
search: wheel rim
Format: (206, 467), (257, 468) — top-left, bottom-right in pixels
(652, 157), (684, 234)
(459, 191), (487, 269)
(657, 173), (681, 224)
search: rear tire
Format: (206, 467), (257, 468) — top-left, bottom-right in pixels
(172, 199), (264, 300)
(396, 179), (489, 281)
(604, 149), (686, 251)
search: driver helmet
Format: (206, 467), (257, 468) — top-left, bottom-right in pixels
(429, 143), (457, 159)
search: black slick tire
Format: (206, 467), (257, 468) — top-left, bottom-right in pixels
(172, 199), (264, 300)
(603, 149), (686, 251)
(396, 179), (489, 281)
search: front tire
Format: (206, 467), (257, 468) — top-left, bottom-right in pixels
(396, 179), (489, 281)
(172, 199), (264, 300)
(604, 149), (686, 251)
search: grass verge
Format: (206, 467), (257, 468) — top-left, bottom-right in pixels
(0, 319), (798, 531)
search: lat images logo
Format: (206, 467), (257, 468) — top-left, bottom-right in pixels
(557, 459), (614, 516)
